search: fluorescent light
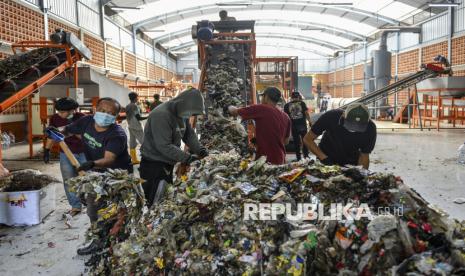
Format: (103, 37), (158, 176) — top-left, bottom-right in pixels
(334, 48), (350, 51)
(111, 6), (141, 10)
(428, 1), (459, 7)
(144, 30), (166, 33)
(301, 28), (325, 31)
(320, 2), (353, 6)
(379, 28), (401, 31)
(216, 3), (251, 8)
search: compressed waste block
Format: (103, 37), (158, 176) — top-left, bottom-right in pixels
(0, 169), (58, 226)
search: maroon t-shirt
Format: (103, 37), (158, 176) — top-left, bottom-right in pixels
(49, 112), (85, 154)
(238, 104), (291, 165)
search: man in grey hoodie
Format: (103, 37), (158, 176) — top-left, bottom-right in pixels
(140, 88), (208, 206)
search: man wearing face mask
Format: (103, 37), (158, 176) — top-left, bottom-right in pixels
(61, 97), (133, 174)
(44, 97), (86, 216)
(51, 97), (132, 255)
(303, 103), (377, 169)
(140, 88), (208, 207)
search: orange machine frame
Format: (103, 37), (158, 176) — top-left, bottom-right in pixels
(197, 32), (257, 105)
(0, 40), (82, 160)
(254, 56), (298, 101)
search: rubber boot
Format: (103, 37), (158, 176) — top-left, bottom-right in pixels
(130, 148), (140, 164)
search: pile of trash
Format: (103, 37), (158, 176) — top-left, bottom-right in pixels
(76, 153), (465, 275)
(0, 47), (63, 82)
(198, 43), (252, 154)
(74, 37), (465, 275)
(68, 169), (145, 267)
(0, 169), (58, 192)
(199, 109), (248, 153)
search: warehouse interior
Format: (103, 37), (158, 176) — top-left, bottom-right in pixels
(0, 0), (465, 275)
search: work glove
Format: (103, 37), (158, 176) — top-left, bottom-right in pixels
(43, 149), (50, 164)
(44, 126), (60, 137)
(184, 154), (200, 165)
(198, 148), (209, 159)
(320, 157), (335, 166)
(77, 161), (95, 172)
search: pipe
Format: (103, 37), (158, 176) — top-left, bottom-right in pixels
(379, 27), (421, 50)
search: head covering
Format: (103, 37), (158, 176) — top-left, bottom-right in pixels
(170, 88), (205, 118)
(55, 97), (79, 111)
(343, 103), (370, 132)
(291, 91), (300, 99)
(259, 87), (282, 103)
(129, 92), (138, 101)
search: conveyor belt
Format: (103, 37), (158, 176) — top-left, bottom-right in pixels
(0, 47), (77, 113)
(340, 64), (448, 109)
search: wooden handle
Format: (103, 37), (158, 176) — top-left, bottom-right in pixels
(59, 141), (85, 176)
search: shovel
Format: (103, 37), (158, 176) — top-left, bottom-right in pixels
(46, 128), (85, 176)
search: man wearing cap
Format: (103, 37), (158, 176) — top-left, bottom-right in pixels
(227, 86), (291, 165)
(44, 97), (86, 216)
(303, 103), (377, 169)
(284, 91), (311, 161)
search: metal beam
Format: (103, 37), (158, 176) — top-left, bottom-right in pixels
(177, 42), (332, 59)
(169, 32), (342, 52)
(132, 1), (400, 29)
(152, 20), (366, 44)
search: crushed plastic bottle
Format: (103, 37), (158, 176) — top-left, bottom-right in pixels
(458, 143), (465, 165)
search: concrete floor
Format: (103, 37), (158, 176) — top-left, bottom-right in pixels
(0, 129), (464, 275)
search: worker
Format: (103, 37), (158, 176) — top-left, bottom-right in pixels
(219, 10), (236, 21)
(227, 86), (291, 165)
(44, 97), (86, 216)
(126, 92), (147, 164)
(140, 88), (208, 207)
(303, 103), (377, 169)
(150, 94), (163, 111)
(0, 163), (9, 177)
(46, 97), (132, 255)
(284, 91), (311, 161)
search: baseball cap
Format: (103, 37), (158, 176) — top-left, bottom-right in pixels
(259, 87), (282, 103)
(343, 103), (370, 132)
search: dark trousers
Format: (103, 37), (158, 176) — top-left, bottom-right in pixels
(139, 158), (174, 207)
(292, 126), (309, 160)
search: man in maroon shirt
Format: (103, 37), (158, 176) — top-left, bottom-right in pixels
(44, 98), (86, 216)
(227, 87), (291, 165)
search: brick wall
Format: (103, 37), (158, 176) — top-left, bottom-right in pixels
(398, 49), (419, 75)
(124, 53), (136, 75)
(0, 1), (44, 43)
(354, 64), (363, 80)
(136, 58), (148, 78)
(106, 44), (122, 71)
(452, 36), (465, 66)
(421, 41), (447, 64)
(84, 34), (105, 67)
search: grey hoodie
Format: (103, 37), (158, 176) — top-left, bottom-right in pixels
(141, 89), (205, 165)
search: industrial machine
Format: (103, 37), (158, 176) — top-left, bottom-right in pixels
(0, 29), (91, 113)
(193, 20), (257, 105)
(254, 56), (298, 101)
(0, 29), (92, 160)
(340, 63), (450, 110)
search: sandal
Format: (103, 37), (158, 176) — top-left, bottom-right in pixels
(69, 208), (82, 217)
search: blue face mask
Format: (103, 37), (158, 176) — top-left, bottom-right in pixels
(94, 112), (116, 127)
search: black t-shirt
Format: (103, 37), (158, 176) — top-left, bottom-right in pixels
(284, 100), (308, 129)
(311, 109), (377, 166)
(65, 116), (133, 172)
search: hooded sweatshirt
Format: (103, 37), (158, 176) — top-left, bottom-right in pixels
(141, 89), (204, 165)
